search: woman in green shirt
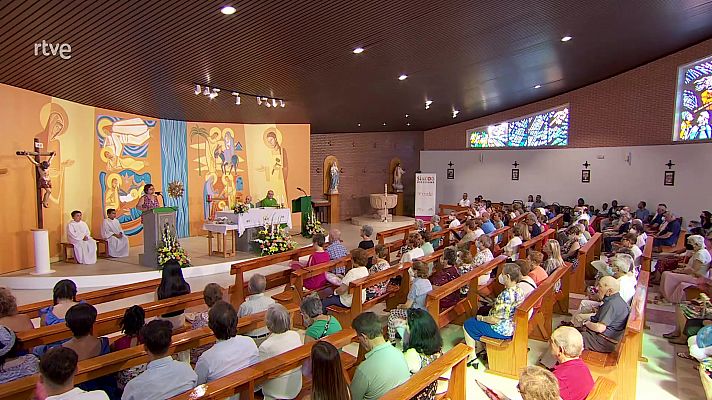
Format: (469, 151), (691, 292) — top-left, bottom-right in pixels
(300, 296), (342, 342)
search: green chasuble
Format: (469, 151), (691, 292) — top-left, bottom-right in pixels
(261, 197), (279, 207)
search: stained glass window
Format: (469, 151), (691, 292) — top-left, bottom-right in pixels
(674, 54), (712, 141)
(466, 104), (569, 148)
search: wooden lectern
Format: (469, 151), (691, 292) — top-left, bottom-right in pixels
(139, 207), (177, 269)
(292, 196), (312, 236)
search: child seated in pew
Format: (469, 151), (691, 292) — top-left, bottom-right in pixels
(188, 283), (223, 360)
(238, 274), (275, 343)
(0, 287), (35, 333)
(111, 305), (146, 391)
(321, 249), (369, 313)
(527, 251), (549, 285)
(365, 245), (392, 301)
(0, 325), (39, 384)
(290, 233), (330, 291)
(542, 239), (565, 277)
(121, 320), (197, 400)
(38, 347), (109, 400)
(62, 303), (118, 398)
(40, 279), (80, 327)
(308, 341), (351, 400)
(463, 264), (525, 355)
(387, 261), (433, 344)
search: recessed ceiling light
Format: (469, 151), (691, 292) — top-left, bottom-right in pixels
(452, 110), (460, 118)
(382, 122), (387, 126)
(357, 123), (361, 127)
(398, 74), (408, 81)
(425, 100), (433, 109)
(405, 114), (409, 118)
(407, 122), (411, 126)
(561, 36), (572, 42)
(221, 5), (236, 15)
(353, 47), (364, 54)
(534, 84), (542, 89)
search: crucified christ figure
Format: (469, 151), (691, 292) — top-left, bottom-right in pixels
(23, 151), (56, 208)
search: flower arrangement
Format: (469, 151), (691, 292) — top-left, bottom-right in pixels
(303, 209), (325, 238)
(157, 222), (191, 268)
(253, 222), (297, 256)
(167, 181), (184, 198)
(232, 202), (250, 214)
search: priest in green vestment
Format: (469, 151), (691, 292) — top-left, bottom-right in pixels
(260, 190), (279, 207)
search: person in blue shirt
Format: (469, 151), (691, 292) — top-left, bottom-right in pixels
(634, 201), (651, 222)
(481, 212), (496, 234)
(654, 212), (682, 248)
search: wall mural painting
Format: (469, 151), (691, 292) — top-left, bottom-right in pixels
(96, 116), (155, 235)
(249, 127), (288, 204)
(189, 125), (247, 219)
(675, 54), (712, 141)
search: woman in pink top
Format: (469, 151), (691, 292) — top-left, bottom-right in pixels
(290, 233), (330, 290)
(527, 251), (549, 285)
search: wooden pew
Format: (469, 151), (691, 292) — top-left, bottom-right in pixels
(376, 222), (430, 247)
(380, 343), (471, 400)
(230, 246), (317, 305)
(272, 257), (353, 306)
(169, 329), (360, 400)
(517, 229), (555, 260)
(481, 263), (572, 379)
(426, 256), (508, 328)
(438, 203), (470, 216)
(640, 236), (654, 272)
(571, 232), (602, 295)
(18, 278), (164, 319)
(549, 214), (564, 230)
(16, 291), (208, 350)
(580, 270), (649, 400)
(487, 226), (512, 257)
(586, 377), (617, 400)
(508, 213), (527, 227)
(659, 228), (687, 254)
(0, 307), (295, 400)
(326, 263), (412, 328)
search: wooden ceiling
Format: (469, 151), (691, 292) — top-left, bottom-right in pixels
(2, 0), (712, 133)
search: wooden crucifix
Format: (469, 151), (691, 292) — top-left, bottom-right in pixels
(15, 138), (55, 229)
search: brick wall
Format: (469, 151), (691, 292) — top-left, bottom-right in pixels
(424, 37), (712, 149)
(310, 131), (423, 220)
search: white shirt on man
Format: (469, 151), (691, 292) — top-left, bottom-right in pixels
(67, 220), (97, 264)
(458, 199), (471, 207)
(618, 274), (637, 303)
(449, 219), (461, 229)
(258, 331), (303, 399)
(101, 218), (129, 258)
(504, 236), (523, 260)
(339, 266), (369, 307)
(46, 388), (109, 400)
(636, 232), (648, 249)
(195, 335), (259, 387)
(629, 245), (643, 267)
(238, 293), (275, 337)
(121, 356), (197, 400)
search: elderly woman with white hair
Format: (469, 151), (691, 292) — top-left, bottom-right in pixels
(660, 235), (712, 303)
(258, 304), (303, 400)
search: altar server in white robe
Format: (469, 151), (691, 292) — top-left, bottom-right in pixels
(101, 208), (129, 258)
(67, 210), (97, 264)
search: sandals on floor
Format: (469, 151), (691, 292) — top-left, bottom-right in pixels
(663, 332), (680, 339)
(677, 352), (696, 361)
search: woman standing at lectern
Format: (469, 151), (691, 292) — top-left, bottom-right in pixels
(136, 183), (161, 217)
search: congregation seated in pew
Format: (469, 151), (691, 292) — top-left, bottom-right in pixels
(112, 305), (146, 390)
(0, 325), (38, 384)
(321, 248), (370, 313)
(0, 287), (34, 333)
(257, 304), (303, 400)
(401, 309), (445, 398)
(101, 208), (129, 258)
(578, 276), (630, 354)
(289, 233), (331, 290)
(307, 341), (351, 400)
(195, 301), (259, 392)
(40, 347), (109, 400)
(351, 312), (410, 400)
(187, 283), (223, 360)
(366, 245), (392, 300)
(326, 228), (349, 274)
(156, 261), (191, 331)
(548, 326), (595, 400)
(41, 279), (80, 326)
(387, 261), (433, 343)
(503, 223), (529, 260)
(657, 234), (711, 304)
(238, 274), (276, 342)
(300, 296), (342, 343)
(121, 320), (197, 400)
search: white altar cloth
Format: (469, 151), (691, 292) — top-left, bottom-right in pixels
(215, 208), (292, 236)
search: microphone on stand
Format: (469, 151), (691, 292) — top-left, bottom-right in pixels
(155, 191), (163, 196)
(297, 187), (307, 196)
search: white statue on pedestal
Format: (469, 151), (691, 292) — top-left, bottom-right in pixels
(392, 163), (405, 193)
(328, 161), (339, 194)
